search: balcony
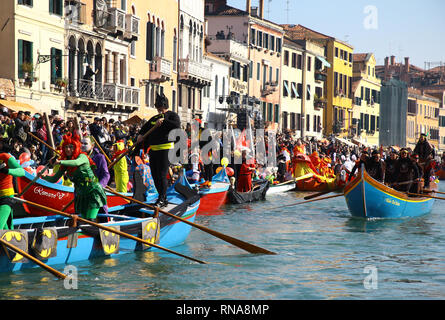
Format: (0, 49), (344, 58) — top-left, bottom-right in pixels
(97, 7), (126, 34)
(315, 70), (327, 82)
(72, 79), (140, 106)
(178, 59), (211, 87)
(65, 1), (86, 25)
(124, 14), (140, 40)
(149, 56), (172, 83)
(261, 81), (278, 97)
(314, 98), (327, 109)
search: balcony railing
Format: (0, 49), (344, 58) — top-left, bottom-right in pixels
(72, 79), (140, 105)
(125, 14), (140, 39)
(178, 58), (211, 84)
(95, 7), (126, 33)
(149, 56), (172, 82)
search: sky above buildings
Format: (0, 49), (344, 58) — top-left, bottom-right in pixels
(227, 0), (445, 70)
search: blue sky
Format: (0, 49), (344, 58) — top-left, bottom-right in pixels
(227, 0), (445, 69)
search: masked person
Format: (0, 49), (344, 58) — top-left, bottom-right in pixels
(384, 151), (398, 185)
(0, 137), (25, 229)
(136, 93), (181, 208)
(111, 139), (129, 193)
(43, 133), (107, 221)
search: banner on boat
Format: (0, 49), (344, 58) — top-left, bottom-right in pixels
(100, 226), (120, 255)
(0, 230), (29, 263)
(32, 228), (58, 260)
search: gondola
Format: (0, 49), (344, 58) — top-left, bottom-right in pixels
(344, 166), (436, 219)
(226, 179), (270, 204)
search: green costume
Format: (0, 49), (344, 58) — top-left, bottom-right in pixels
(0, 153), (25, 230)
(43, 154), (107, 220)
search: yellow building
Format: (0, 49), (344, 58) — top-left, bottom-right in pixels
(407, 88), (440, 150)
(326, 40), (354, 137)
(0, 0), (65, 115)
(351, 53), (381, 147)
(127, 0), (179, 116)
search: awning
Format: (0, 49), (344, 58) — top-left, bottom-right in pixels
(124, 108), (158, 125)
(316, 55), (331, 68)
(352, 138), (377, 148)
(335, 137), (355, 147)
(291, 82), (299, 98)
(0, 99), (39, 114)
(283, 81), (290, 96)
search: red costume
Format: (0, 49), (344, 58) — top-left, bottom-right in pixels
(237, 163), (255, 192)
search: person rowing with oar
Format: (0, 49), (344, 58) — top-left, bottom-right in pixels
(391, 148), (420, 193)
(135, 93), (181, 208)
(0, 136), (25, 229)
(42, 132), (107, 221)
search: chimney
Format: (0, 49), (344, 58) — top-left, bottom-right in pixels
(390, 55), (395, 66)
(259, 0), (264, 19)
(384, 57), (390, 81)
(404, 57), (410, 73)
(246, 0), (251, 15)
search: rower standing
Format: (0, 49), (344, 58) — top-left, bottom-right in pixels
(136, 93), (180, 208)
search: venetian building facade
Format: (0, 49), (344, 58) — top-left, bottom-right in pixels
(0, 0), (66, 115)
(178, 0), (211, 126)
(64, 0), (141, 120)
(351, 53), (381, 148)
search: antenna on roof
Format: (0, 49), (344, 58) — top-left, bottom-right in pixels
(267, 0), (272, 19)
(286, 0), (290, 23)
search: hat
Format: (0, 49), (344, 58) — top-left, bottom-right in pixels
(155, 93), (169, 109)
(94, 117), (100, 121)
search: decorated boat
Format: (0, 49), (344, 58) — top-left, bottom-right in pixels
(268, 180), (295, 194)
(227, 179), (270, 204)
(344, 166), (436, 219)
(0, 180), (200, 274)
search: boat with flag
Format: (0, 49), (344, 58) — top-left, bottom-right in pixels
(344, 166), (436, 219)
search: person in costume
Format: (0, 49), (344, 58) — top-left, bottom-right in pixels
(237, 152), (256, 192)
(80, 137), (111, 188)
(393, 148), (420, 192)
(111, 139), (129, 193)
(136, 93), (181, 208)
(0, 137), (25, 229)
(43, 133), (107, 220)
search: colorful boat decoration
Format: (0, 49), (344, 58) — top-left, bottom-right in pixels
(15, 170), (132, 217)
(0, 184), (200, 274)
(344, 166), (436, 219)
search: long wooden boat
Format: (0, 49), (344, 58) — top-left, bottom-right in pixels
(188, 168), (230, 214)
(0, 184), (200, 274)
(15, 170), (131, 216)
(268, 181), (295, 194)
(227, 179), (270, 204)
(344, 167), (436, 219)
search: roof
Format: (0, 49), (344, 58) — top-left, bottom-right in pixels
(208, 5), (247, 16)
(353, 53), (372, 63)
(282, 24), (333, 41)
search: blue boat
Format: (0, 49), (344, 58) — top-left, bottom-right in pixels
(344, 167), (436, 219)
(0, 180), (200, 274)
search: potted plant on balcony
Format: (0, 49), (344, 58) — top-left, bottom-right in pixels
(55, 78), (68, 92)
(21, 62), (34, 86)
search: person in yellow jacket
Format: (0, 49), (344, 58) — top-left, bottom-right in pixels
(111, 139), (129, 193)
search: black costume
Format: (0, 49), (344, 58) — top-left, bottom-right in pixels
(393, 157), (419, 192)
(367, 158), (385, 182)
(138, 94), (180, 206)
(384, 157), (398, 185)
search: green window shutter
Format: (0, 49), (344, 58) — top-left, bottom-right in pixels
(57, 49), (62, 80)
(18, 39), (23, 78)
(49, 0), (53, 14)
(51, 48), (56, 84)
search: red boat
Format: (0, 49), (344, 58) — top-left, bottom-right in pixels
(197, 182), (230, 215)
(16, 170), (130, 216)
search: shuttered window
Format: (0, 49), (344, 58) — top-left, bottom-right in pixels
(50, 48), (62, 84)
(18, 39), (33, 79)
(49, 0), (63, 16)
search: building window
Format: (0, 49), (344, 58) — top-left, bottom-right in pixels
(267, 103), (273, 122)
(274, 105), (279, 123)
(297, 54), (302, 69)
(50, 48), (62, 84)
(269, 66), (272, 83)
(307, 56), (311, 71)
(257, 62), (260, 80)
(250, 28), (256, 45)
(49, 0), (63, 16)
(249, 61), (253, 79)
(263, 33), (269, 49)
(307, 84), (311, 100)
(173, 36), (177, 71)
(18, 39), (33, 79)
(18, 0), (33, 6)
(257, 31), (263, 47)
(276, 68), (279, 83)
(284, 50), (289, 66)
(283, 80), (289, 97)
(270, 35), (275, 51)
(306, 114), (310, 132)
(276, 38), (282, 53)
(335, 47), (339, 58)
(130, 40), (136, 57)
(291, 53), (297, 68)
(172, 89), (176, 112)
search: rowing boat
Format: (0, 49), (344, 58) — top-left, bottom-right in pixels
(226, 179), (270, 204)
(0, 183), (199, 274)
(344, 166), (436, 219)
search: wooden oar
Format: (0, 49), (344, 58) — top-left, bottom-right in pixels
(0, 238), (66, 280)
(28, 132), (60, 155)
(269, 193), (344, 210)
(304, 189), (333, 201)
(424, 189), (443, 195)
(107, 125), (157, 170)
(90, 135), (111, 164)
(13, 197), (207, 265)
(406, 192), (444, 200)
(104, 186), (276, 255)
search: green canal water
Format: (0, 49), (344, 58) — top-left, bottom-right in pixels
(0, 183), (444, 300)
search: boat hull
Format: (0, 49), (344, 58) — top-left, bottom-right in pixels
(0, 200), (198, 274)
(197, 186), (229, 214)
(227, 180), (269, 204)
(344, 170), (435, 219)
(16, 171), (129, 216)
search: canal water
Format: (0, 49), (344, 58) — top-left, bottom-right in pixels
(0, 183), (444, 300)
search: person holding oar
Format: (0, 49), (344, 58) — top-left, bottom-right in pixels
(0, 136), (25, 229)
(42, 132), (107, 221)
(135, 93), (180, 208)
